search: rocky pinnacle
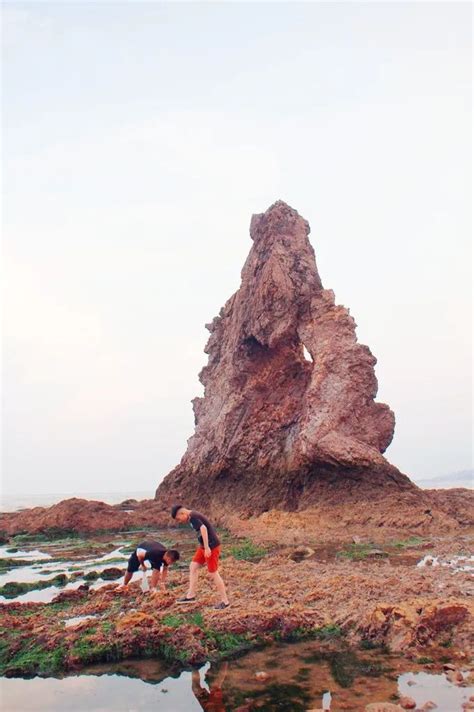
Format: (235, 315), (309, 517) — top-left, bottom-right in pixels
(156, 201), (415, 514)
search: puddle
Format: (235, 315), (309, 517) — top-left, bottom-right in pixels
(417, 554), (474, 574)
(2, 585), (68, 604)
(0, 547), (52, 560)
(64, 615), (98, 628)
(1, 670), (202, 711)
(0, 579), (116, 604)
(0, 567), (65, 586)
(2, 644), (473, 711)
(399, 670), (473, 710)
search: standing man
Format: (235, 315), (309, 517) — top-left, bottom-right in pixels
(121, 539), (180, 591)
(171, 505), (229, 609)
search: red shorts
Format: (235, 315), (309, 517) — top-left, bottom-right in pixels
(192, 545), (221, 573)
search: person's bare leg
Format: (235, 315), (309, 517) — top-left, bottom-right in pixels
(210, 571), (229, 604)
(191, 669), (203, 697)
(150, 569), (160, 589)
(187, 561), (201, 597)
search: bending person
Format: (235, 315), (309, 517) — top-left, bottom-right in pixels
(121, 539), (180, 591)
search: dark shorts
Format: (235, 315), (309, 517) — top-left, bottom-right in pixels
(127, 551), (162, 573)
(127, 551), (141, 573)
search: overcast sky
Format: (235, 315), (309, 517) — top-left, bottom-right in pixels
(2, 1), (472, 496)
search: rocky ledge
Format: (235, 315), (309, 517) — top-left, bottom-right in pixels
(0, 486), (472, 538)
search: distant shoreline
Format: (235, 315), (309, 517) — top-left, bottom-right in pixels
(1, 473), (472, 514)
(0, 491), (152, 513)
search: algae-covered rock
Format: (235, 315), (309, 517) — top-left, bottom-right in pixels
(100, 567), (123, 580)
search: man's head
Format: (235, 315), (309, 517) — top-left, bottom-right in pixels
(163, 549), (180, 566)
(171, 504), (190, 523)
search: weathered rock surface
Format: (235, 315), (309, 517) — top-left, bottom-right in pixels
(156, 200), (416, 513)
(361, 600), (471, 652)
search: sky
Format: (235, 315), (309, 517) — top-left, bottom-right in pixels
(1, 1), (472, 496)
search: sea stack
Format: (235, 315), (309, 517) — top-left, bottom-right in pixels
(156, 201), (415, 514)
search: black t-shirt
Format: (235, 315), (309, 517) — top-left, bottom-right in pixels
(189, 511), (221, 549)
(137, 540), (168, 568)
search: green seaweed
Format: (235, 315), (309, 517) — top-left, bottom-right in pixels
(3, 642), (67, 676)
(0, 574), (68, 599)
(162, 613), (185, 628)
(275, 623), (343, 644)
(205, 630), (251, 657)
(336, 544), (387, 561)
(390, 536), (425, 549)
(187, 611), (205, 627)
(227, 539), (267, 561)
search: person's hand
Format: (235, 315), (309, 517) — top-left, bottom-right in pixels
(204, 547), (212, 559)
(140, 564), (146, 571)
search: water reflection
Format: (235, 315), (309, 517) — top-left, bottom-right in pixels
(1, 671), (203, 711)
(2, 652), (473, 712)
(192, 661), (228, 711)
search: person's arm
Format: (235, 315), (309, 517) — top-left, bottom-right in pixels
(160, 566), (168, 590)
(200, 524), (211, 558)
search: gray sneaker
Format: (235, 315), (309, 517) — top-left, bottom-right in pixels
(176, 596), (196, 604)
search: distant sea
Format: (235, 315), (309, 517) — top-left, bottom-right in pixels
(414, 469), (473, 490)
(0, 491), (152, 513)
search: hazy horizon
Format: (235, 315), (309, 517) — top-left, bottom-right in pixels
(2, 2), (472, 496)
(1, 467), (472, 507)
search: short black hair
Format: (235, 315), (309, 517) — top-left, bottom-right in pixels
(171, 504), (183, 519)
(166, 549), (180, 562)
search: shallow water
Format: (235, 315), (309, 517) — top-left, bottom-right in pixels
(2, 643), (473, 711)
(0, 547), (52, 560)
(64, 615), (99, 628)
(2, 669), (202, 711)
(417, 554), (474, 574)
(399, 670), (473, 710)
(1, 579), (117, 604)
(0, 567), (63, 586)
(0, 530), (196, 603)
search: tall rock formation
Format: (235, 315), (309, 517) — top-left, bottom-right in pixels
(156, 201), (415, 514)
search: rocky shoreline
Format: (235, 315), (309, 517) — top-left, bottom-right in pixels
(0, 482), (472, 540)
(1, 516), (472, 683)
